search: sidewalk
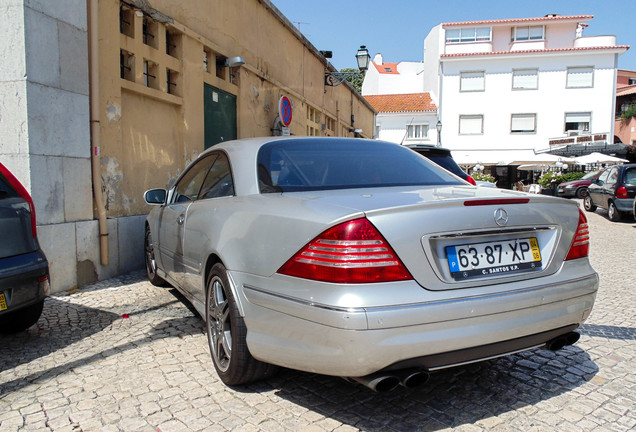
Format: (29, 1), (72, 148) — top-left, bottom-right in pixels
(0, 207), (635, 432)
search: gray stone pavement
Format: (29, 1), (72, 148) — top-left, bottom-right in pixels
(1, 202), (635, 432)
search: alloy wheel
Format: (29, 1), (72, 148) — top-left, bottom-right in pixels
(208, 277), (232, 372)
(145, 230), (158, 278)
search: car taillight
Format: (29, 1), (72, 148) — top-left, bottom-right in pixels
(466, 175), (477, 186)
(278, 218), (412, 283)
(616, 186), (628, 199)
(565, 208), (589, 261)
(0, 163), (37, 238)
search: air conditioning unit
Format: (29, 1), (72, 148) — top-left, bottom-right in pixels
(567, 130), (580, 136)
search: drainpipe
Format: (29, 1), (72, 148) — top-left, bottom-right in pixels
(88, 0), (109, 265)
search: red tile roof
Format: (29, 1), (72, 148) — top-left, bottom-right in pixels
(442, 15), (593, 27)
(441, 45), (630, 59)
(617, 85), (636, 97)
(373, 61), (400, 74)
(364, 93), (437, 113)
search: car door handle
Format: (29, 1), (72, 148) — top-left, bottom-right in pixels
(177, 215), (185, 225)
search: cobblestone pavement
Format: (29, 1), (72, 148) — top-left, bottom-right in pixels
(1, 202), (635, 432)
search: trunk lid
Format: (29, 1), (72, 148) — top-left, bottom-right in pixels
(281, 185), (581, 291)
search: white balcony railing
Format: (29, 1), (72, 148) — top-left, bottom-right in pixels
(574, 35), (617, 48)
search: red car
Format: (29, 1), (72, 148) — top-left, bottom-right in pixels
(557, 170), (601, 199)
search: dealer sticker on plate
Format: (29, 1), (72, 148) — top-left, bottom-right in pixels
(0, 293), (7, 311)
(446, 237), (541, 279)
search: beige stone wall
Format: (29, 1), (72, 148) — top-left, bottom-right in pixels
(97, 0), (375, 218)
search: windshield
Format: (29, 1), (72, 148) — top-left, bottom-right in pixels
(257, 138), (464, 193)
(581, 170), (600, 180)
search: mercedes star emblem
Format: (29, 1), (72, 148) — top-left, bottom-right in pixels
(494, 208), (509, 226)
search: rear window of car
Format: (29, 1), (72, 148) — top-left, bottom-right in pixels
(624, 167), (636, 185)
(0, 174), (19, 199)
(419, 153), (467, 179)
(257, 138), (464, 193)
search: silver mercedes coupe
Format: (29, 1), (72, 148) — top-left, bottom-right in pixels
(144, 137), (598, 392)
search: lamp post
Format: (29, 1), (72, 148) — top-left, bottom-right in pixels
(324, 45), (371, 87)
(436, 120), (442, 147)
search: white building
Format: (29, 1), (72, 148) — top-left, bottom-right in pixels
(362, 54), (425, 96)
(364, 93), (437, 144)
(423, 14), (628, 170)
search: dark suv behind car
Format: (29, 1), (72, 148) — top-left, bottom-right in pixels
(407, 145), (476, 185)
(0, 163), (49, 333)
(584, 164), (636, 222)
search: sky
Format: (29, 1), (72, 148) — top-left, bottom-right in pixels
(270, 0), (635, 72)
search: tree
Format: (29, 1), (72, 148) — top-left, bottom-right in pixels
(340, 68), (364, 93)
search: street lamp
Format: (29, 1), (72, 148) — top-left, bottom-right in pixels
(324, 45), (371, 87)
(436, 120), (442, 147)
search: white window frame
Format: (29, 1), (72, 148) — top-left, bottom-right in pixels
(406, 124), (429, 140)
(512, 68), (538, 90)
(512, 25), (545, 41)
(510, 114), (537, 134)
(564, 112), (591, 134)
(446, 27), (491, 43)
(460, 71), (485, 92)
(459, 115), (484, 135)
(566, 67), (594, 89)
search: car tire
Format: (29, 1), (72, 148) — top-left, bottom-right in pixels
(575, 188), (587, 199)
(583, 195), (597, 212)
(0, 299), (44, 334)
(608, 202), (622, 222)
(145, 226), (169, 287)
(205, 263), (278, 386)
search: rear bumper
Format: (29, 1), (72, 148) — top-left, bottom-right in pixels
(0, 250), (49, 315)
(236, 263), (598, 377)
(557, 187), (578, 197)
(615, 198), (634, 213)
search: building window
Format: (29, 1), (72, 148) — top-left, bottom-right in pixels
(460, 71), (485, 92)
(142, 17), (157, 48)
(565, 112), (591, 134)
(512, 69), (538, 90)
(567, 67), (594, 88)
(166, 68), (179, 95)
(512, 26), (544, 41)
(143, 60), (158, 89)
(119, 5), (134, 37)
(446, 27), (491, 43)
(307, 106), (321, 136)
(511, 114), (536, 133)
(120, 50), (135, 82)
(216, 56), (227, 80)
(324, 115), (336, 136)
(629, 78), (636, 85)
(406, 124), (429, 140)
(165, 29), (181, 58)
(459, 115), (483, 135)
(203, 48), (213, 73)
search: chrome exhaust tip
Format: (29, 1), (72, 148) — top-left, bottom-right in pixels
(546, 331), (580, 351)
(397, 369), (430, 389)
(346, 373), (401, 392)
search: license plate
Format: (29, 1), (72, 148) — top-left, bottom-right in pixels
(446, 237), (541, 279)
(0, 293), (6, 311)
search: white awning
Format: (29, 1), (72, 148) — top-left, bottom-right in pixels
(451, 150), (575, 166)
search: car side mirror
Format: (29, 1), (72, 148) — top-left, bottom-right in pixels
(144, 188), (166, 205)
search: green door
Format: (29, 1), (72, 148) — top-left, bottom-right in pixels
(204, 84), (237, 149)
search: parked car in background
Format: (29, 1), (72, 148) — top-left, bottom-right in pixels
(557, 170), (602, 198)
(584, 164), (636, 221)
(0, 163), (49, 333)
(143, 137), (597, 392)
(406, 145), (476, 185)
